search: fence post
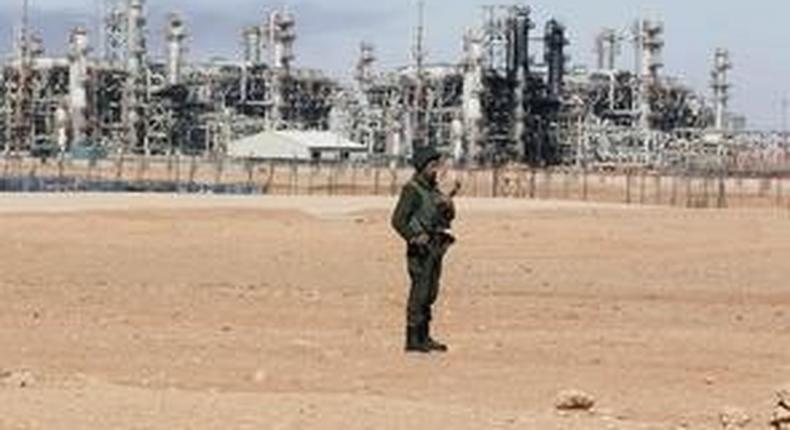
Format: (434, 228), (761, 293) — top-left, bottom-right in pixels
(516, 167), (525, 198)
(786, 177), (790, 214)
(669, 174), (677, 206)
(625, 168), (631, 205)
(214, 156), (224, 191)
(28, 160), (38, 192)
(322, 164), (328, 196)
(654, 174), (662, 205)
(286, 160), (293, 195)
(174, 154), (181, 192)
(582, 167), (589, 201)
(390, 168), (398, 196)
(786, 178), (790, 214)
(759, 177), (770, 198)
(167, 153), (174, 182)
(306, 163), (314, 195)
(188, 156), (198, 191)
(344, 163), (350, 195)
(492, 166), (498, 198)
(717, 171), (727, 209)
(337, 163), (344, 196)
(701, 174), (710, 208)
(293, 162), (300, 195)
(373, 167), (381, 196)
(57, 155), (65, 191)
(136, 155), (143, 183)
(114, 152), (123, 181)
(288, 160), (298, 196)
(351, 163), (358, 195)
(244, 159), (254, 193)
(639, 170), (646, 204)
(86, 155), (95, 182)
(327, 163), (334, 196)
(529, 169), (536, 199)
(266, 161), (275, 195)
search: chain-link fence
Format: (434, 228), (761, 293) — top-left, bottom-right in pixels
(1, 155), (788, 210)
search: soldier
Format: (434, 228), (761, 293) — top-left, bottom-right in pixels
(391, 146), (458, 353)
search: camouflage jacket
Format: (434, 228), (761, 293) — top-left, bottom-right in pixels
(391, 173), (455, 243)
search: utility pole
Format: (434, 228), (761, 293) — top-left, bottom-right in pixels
(13, 0), (33, 155)
(412, 0), (428, 149)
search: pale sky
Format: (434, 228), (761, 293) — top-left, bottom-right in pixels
(1, 0), (787, 130)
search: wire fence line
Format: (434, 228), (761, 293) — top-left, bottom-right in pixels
(1, 155), (789, 211)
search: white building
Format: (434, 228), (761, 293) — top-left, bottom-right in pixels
(228, 131), (367, 162)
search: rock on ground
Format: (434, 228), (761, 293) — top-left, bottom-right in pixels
(777, 385), (790, 408)
(555, 389), (596, 411)
(719, 406), (750, 429)
(0, 369), (35, 388)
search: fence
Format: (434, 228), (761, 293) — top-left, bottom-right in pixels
(1, 155), (789, 211)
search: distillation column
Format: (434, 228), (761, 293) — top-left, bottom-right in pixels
(68, 27), (90, 147)
(595, 29), (620, 71)
(263, 8), (297, 129)
(462, 28), (484, 162)
(355, 42), (375, 89)
(125, 0), (148, 153)
(508, 6), (531, 161)
(243, 26), (262, 64)
(635, 19), (664, 132)
(166, 13), (186, 86)
(711, 48), (732, 131)
(264, 8), (296, 70)
(103, 0), (127, 64)
(544, 19), (566, 99)
(11, 0), (34, 154)
(354, 42), (376, 155)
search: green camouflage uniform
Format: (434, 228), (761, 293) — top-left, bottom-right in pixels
(391, 172), (455, 329)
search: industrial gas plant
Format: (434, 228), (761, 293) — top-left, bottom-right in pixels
(0, 0), (785, 170)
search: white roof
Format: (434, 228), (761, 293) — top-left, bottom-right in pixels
(228, 131), (366, 160)
(280, 131), (365, 150)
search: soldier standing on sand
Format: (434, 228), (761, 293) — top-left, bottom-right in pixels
(391, 146), (459, 354)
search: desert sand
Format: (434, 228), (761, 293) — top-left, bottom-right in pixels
(0, 193), (788, 429)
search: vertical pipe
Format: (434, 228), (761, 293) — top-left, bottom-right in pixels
(68, 27), (90, 146)
(126, 0), (144, 77)
(166, 13), (186, 86)
(412, 0), (426, 149)
(544, 19), (565, 99)
(509, 7), (530, 161)
(711, 48), (731, 131)
(243, 26), (262, 64)
(462, 28), (483, 162)
(126, 0), (146, 153)
(608, 32), (616, 70)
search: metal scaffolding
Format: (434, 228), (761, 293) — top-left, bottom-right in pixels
(0, 1), (770, 171)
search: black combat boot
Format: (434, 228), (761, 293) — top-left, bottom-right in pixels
(423, 322), (448, 352)
(405, 325), (430, 353)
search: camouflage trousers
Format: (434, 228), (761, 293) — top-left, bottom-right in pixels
(406, 243), (445, 328)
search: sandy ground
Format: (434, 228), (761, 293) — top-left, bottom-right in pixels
(0, 194), (789, 429)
